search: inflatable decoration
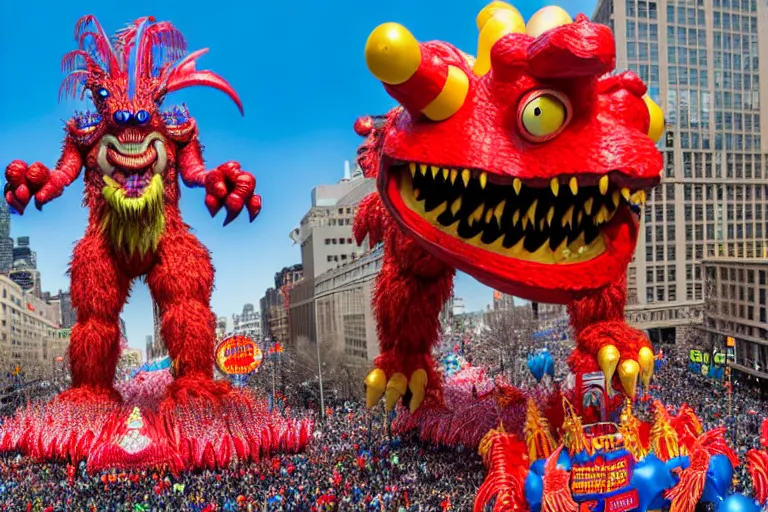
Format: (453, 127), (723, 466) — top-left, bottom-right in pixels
(0, 15), (311, 470)
(528, 349), (555, 383)
(354, 2), (758, 510)
(215, 335), (264, 387)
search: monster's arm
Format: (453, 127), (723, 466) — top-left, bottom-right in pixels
(5, 139), (83, 212)
(176, 138), (261, 224)
(176, 138), (208, 188)
(353, 193), (389, 249)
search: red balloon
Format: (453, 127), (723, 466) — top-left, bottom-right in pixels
(354, 116), (375, 136)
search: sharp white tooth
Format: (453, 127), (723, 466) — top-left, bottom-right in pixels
(479, 172), (488, 189)
(409, 163), (417, 177)
(513, 179), (522, 195)
(152, 140), (167, 175)
(569, 177), (578, 195)
(97, 143), (115, 175)
(461, 170), (470, 187)
(550, 178), (559, 197)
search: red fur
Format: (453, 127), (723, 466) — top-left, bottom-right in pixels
(474, 432), (529, 512)
(5, 16), (260, 404)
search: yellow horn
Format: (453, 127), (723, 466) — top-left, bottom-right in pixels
(644, 95), (665, 143)
(526, 6), (573, 39)
(365, 23), (421, 85)
(476, 1), (522, 30)
(421, 66), (470, 121)
(474, 8), (527, 76)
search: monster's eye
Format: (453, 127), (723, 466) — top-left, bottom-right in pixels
(136, 110), (150, 124)
(97, 88), (110, 99)
(518, 90), (571, 142)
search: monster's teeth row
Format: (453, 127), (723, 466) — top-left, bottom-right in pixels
(407, 162), (648, 205)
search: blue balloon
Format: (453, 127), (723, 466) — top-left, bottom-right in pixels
(524, 471), (543, 512)
(631, 454), (676, 512)
(719, 494), (760, 512)
(528, 354), (545, 382)
(543, 354), (555, 378)
(701, 455), (735, 504)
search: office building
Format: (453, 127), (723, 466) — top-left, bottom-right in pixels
(41, 290), (75, 328)
(493, 291), (517, 311)
(232, 304), (261, 340)
(288, 163), (373, 347)
(702, 258), (767, 377)
(261, 265), (303, 344)
(0, 275), (64, 380)
(216, 317), (228, 340)
(0, 201), (12, 273)
(593, 0), (767, 343)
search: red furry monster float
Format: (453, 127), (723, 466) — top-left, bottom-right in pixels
(355, 1), (666, 414)
(0, 15), (311, 471)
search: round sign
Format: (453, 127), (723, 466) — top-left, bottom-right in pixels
(215, 335), (263, 375)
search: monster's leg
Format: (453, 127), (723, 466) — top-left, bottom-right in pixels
(567, 274), (654, 399)
(66, 229), (131, 400)
(366, 232), (455, 412)
(147, 225), (227, 400)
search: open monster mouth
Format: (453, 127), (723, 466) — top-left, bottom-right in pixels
(393, 162), (653, 265)
(97, 132), (168, 198)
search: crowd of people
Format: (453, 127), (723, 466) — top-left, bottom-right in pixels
(1, 342), (767, 510)
(0, 402), (483, 511)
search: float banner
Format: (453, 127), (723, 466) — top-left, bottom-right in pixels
(215, 335), (263, 375)
(571, 451), (634, 499)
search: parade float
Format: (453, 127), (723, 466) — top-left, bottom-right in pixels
(354, 2), (767, 510)
(0, 15), (311, 471)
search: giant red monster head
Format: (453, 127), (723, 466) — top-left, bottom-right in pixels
(365, 3), (665, 304)
(60, 16), (242, 198)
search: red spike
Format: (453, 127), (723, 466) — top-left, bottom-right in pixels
(164, 49), (243, 115)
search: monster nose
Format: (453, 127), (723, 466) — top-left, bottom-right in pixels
(114, 110), (133, 125)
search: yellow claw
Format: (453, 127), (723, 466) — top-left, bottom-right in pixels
(385, 373), (408, 411)
(364, 368), (387, 408)
(526, 6), (573, 39)
(408, 369), (428, 413)
(618, 360), (640, 398)
(597, 345), (620, 394)
(638, 346), (655, 389)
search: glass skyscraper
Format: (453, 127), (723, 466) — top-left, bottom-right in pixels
(593, 0), (767, 342)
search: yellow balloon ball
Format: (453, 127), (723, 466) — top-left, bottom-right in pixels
(644, 95), (665, 143)
(526, 5), (573, 39)
(520, 93), (567, 139)
(365, 23), (421, 85)
(477, 1), (523, 30)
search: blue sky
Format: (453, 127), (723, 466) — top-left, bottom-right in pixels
(0, 0), (595, 353)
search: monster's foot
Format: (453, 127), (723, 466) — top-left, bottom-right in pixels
(365, 352), (442, 413)
(569, 320), (655, 397)
(162, 375), (232, 408)
(56, 385), (123, 405)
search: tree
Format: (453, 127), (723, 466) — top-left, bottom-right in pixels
(474, 305), (540, 385)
